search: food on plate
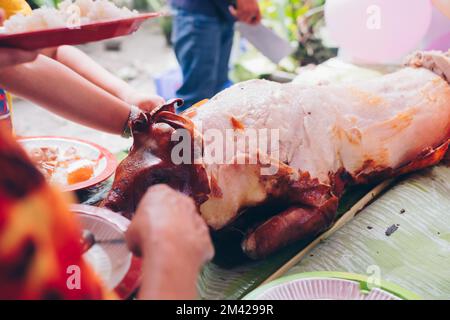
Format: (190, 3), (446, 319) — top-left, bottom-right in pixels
(102, 50), (450, 259)
(66, 159), (95, 185)
(3, 0), (138, 34)
(28, 146), (98, 186)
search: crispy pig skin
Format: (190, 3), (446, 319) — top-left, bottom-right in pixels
(193, 57), (450, 232)
(242, 139), (450, 258)
(242, 205), (336, 260)
(103, 51), (450, 259)
(101, 101), (210, 217)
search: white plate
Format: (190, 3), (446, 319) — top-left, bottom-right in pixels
(72, 204), (141, 299)
(244, 272), (420, 300)
(19, 136), (117, 192)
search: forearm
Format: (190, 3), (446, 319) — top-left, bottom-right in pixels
(138, 241), (200, 300)
(0, 54), (130, 134)
(52, 45), (134, 101)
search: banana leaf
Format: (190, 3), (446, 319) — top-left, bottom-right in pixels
(85, 152), (448, 299)
(285, 165), (450, 299)
(83, 151), (380, 299)
(197, 182), (380, 300)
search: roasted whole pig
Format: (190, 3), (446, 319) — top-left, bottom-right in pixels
(102, 51), (450, 259)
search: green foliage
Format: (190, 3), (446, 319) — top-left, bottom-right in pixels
(145, 0), (167, 11)
(28, 0), (61, 7)
(259, 0), (335, 67)
(259, 0), (323, 41)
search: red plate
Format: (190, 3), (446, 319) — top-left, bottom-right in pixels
(18, 136), (117, 193)
(0, 12), (160, 50)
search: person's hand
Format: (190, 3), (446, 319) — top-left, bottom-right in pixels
(230, 0), (262, 25)
(0, 49), (38, 69)
(122, 89), (165, 112)
(0, 9), (38, 68)
(126, 184), (214, 266)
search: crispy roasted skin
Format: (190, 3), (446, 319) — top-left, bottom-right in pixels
(101, 100), (210, 218)
(103, 51), (450, 259)
(241, 139), (449, 259)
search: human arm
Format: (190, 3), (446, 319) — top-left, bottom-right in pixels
(0, 8), (38, 68)
(45, 45), (165, 111)
(0, 54), (131, 134)
(0, 48), (38, 68)
(126, 185), (214, 300)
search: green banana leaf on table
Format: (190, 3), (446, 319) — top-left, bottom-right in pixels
(80, 151), (377, 299)
(56, 27), (447, 297)
(81, 154), (449, 300)
(286, 165), (450, 300)
(197, 183), (377, 300)
(198, 165), (450, 300)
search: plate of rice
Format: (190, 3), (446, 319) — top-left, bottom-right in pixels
(0, 0), (160, 50)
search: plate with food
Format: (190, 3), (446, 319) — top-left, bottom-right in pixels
(0, 0), (160, 50)
(72, 204), (141, 299)
(19, 136), (117, 192)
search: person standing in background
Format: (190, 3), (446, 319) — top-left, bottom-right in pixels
(170, 0), (261, 111)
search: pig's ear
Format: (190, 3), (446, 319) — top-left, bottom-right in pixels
(149, 98), (184, 116)
(131, 98), (186, 138)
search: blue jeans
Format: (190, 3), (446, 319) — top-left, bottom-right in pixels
(172, 8), (234, 110)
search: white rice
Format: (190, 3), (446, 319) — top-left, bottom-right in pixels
(4, 0), (138, 34)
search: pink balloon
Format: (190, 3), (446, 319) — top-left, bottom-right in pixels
(423, 6), (450, 50)
(432, 0), (450, 19)
(325, 0), (432, 63)
(427, 32), (450, 50)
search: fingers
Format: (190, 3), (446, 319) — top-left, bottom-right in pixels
(203, 231), (215, 262)
(0, 8), (5, 25)
(125, 222), (143, 257)
(135, 184), (214, 263)
(230, 1), (262, 25)
(122, 89), (166, 113)
(230, 8), (253, 24)
(136, 95), (166, 112)
(0, 49), (38, 69)
(229, 5), (238, 19)
(142, 184), (194, 210)
(251, 10), (262, 25)
(125, 186), (177, 257)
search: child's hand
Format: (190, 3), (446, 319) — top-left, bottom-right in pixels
(0, 49), (38, 68)
(0, 9), (38, 68)
(123, 90), (165, 112)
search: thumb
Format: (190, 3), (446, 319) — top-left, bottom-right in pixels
(0, 8), (5, 26)
(229, 5), (238, 18)
(136, 95), (166, 112)
(0, 49), (38, 68)
(125, 223), (143, 257)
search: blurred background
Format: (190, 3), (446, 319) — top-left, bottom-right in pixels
(15, 0), (334, 152)
(13, 0), (450, 152)
(28, 0), (335, 83)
